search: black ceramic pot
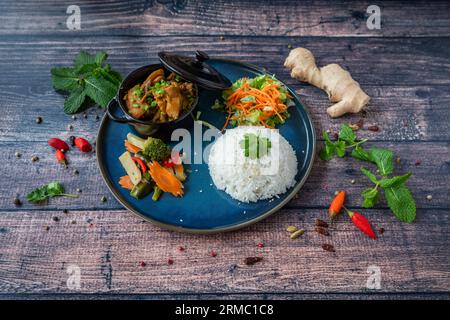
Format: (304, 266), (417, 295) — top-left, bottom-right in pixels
(106, 64), (199, 138)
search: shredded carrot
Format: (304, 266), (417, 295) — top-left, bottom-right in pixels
(149, 161), (184, 197)
(222, 78), (289, 129)
(124, 140), (141, 154)
(119, 175), (134, 190)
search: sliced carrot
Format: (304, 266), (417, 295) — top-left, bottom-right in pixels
(124, 140), (141, 154)
(222, 78), (289, 129)
(174, 163), (186, 182)
(119, 175), (134, 190)
(149, 161), (184, 197)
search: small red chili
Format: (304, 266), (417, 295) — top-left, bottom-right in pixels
(74, 137), (92, 153)
(55, 149), (68, 166)
(139, 261), (146, 267)
(178, 246), (185, 252)
(163, 152), (181, 168)
(329, 191), (346, 219)
(211, 251), (217, 257)
(48, 138), (69, 151)
(163, 157), (176, 168)
(167, 258), (174, 265)
(132, 157), (147, 173)
(345, 208), (377, 239)
(257, 243), (264, 248)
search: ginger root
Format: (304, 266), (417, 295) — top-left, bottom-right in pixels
(284, 47), (370, 118)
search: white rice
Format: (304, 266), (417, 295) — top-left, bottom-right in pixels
(208, 126), (298, 203)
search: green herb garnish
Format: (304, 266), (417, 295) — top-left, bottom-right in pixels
(319, 124), (367, 160)
(26, 181), (79, 203)
(51, 50), (122, 114)
(239, 133), (272, 159)
(319, 123), (417, 222)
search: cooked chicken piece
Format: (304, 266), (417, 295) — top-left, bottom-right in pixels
(141, 69), (165, 90)
(125, 87), (146, 119)
(179, 82), (194, 94)
(164, 84), (185, 120)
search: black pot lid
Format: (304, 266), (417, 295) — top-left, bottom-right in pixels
(158, 51), (231, 90)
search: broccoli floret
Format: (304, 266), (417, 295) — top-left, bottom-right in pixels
(142, 137), (171, 162)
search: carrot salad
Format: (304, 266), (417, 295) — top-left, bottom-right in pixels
(212, 75), (294, 130)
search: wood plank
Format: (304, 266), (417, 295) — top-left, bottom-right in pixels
(0, 0), (449, 37)
(2, 140), (449, 211)
(1, 36), (449, 87)
(0, 208), (448, 294)
(2, 293), (449, 300)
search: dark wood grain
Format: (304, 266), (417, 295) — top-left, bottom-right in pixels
(0, 36), (449, 87)
(1, 292), (449, 300)
(0, 0), (449, 298)
(0, 0), (449, 37)
(0, 208), (448, 294)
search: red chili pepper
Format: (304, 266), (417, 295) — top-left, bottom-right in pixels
(74, 137), (92, 153)
(329, 191), (346, 219)
(48, 138), (69, 151)
(132, 157), (147, 173)
(163, 157), (176, 168)
(346, 208), (377, 239)
(163, 152), (181, 168)
(55, 149), (68, 167)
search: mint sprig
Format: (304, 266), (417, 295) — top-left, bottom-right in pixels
(360, 167), (416, 223)
(319, 124), (367, 161)
(320, 124), (417, 223)
(51, 50), (122, 114)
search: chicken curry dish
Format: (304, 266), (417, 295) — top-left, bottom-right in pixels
(124, 68), (196, 123)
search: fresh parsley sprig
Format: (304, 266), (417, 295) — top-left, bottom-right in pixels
(27, 181), (79, 203)
(51, 50), (122, 114)
(319, 123), (417, 223)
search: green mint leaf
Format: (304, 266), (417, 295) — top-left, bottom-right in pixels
(64, 87), (86, 114)
(84, 75), (117, 108)
(379, 172), (412, 189)
(51, 67), (80, 91)
(339, 123), (356, 144)
(351, 145), (372, 162)
(95, 51), (108, 66)
(362, 187), (379, 208)
(74, 50), (96, 68)
(369, 147), (394, 176)
(108, 70), (123, 84)
(335, 140), (346, 157)
(384, 184), (416, 223)
(360, 166), (379, 184)
(52, 50), (122, 112)
(319, 131), (336, 161)
(75, 63), (97, 75)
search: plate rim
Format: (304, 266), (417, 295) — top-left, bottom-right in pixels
(96, 58), (316, 234)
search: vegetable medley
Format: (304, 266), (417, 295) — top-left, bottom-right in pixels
(213, 75), (294, 129)
(119, 133), (187, 201)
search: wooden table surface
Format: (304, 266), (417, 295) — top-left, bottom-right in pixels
(0, 0), (449, 300)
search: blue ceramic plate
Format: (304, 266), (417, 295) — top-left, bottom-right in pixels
(96, 59), (315, 233)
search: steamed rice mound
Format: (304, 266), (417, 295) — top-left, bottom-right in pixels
(208, 126), (298, 203)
